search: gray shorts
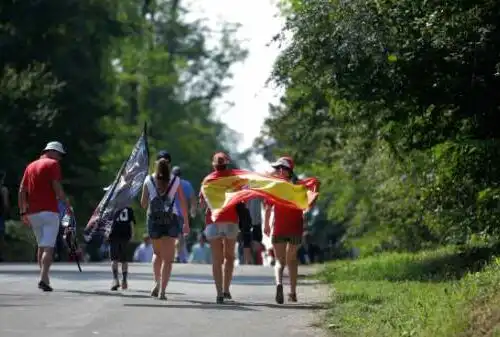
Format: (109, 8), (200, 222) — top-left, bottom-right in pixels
(28, 211), (59, 248)
(204, 223), (239, 240)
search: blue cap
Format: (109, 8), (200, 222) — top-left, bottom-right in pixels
(156, 150), (171, 162)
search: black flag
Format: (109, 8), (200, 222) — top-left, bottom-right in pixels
(84, 123), (149, 241)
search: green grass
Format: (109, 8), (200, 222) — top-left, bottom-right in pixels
(317, 245), (500, 337)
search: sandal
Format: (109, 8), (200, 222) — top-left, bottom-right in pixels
(158, 291), (167, 301)
(150, 283), (159, 298)
(275, 285), (284, 304)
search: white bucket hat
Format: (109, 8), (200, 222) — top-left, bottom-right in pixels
(43, 141), (66, 154)
(270, 157), (292, 169)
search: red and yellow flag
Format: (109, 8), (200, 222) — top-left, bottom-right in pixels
(200, 169), (320, 222)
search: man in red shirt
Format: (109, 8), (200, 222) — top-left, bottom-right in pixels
(19, 141), (73, 292)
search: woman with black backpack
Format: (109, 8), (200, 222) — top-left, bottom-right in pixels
(140, 151), (190, 300)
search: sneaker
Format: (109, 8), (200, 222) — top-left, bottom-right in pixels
(223, 292), (232, 300)
(288, 293), (297, 302)
(121, 280), (128, 290)
(38, 281), (53, 292)
(216, 295), (224, 304)
(110, 279), (120, 291)
(150, 283), (159, 297)
(275, 285), (284, 304)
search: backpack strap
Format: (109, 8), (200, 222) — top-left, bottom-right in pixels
(149, 175), (178, 213)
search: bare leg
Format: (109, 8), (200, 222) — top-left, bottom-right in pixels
(286, 243), (299, 301)
(209, 237), (224, 300)
(151, 241), (162, 297)
(243, 247), (252, 264)
(222, 238), (236, 296)
(111, 260), (119, 290)
(40, 247), (53, 284)
(121, 262), (128, 289)
(37, 248), (43, 269)
(273, 243), (287, 285)
(152, 253), (161, 282)
(159, 237), (176, 298)
(273, 242), (287, 304)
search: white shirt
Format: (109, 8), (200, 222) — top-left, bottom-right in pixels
(189, 243), (212, 264)
(133, 243), (154, 262)
(144, 174), (180, 216)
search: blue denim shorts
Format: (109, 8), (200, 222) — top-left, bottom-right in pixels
(147, 215), (180, 239)
(204, 223), (239, 240)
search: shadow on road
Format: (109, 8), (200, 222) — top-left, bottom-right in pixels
(135, 289), (185, 296)
(0, 269), (276, 286)
(187, 299), (327, 311)
(234, 301), (327, 310)
(123, 302), (257, 311)
(63, 289), (183, 299)
(0, 304), (39, 307)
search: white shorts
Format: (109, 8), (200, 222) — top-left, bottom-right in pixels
(204, 223), (239, 240)
(28, 211), (60, 248)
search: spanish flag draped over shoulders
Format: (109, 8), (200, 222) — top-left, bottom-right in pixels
(200, 168), (320, 223)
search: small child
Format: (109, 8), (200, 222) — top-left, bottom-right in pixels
(105, 185), (136, 291)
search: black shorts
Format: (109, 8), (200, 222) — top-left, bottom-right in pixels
(242, 229), (252, 248)
(271, 235), (302, 245)
(242, 224), (263, 248)
(109, 240), (129, 262)
(252, 224), (263, 243)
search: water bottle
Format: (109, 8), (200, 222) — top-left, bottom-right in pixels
(62, 214), (71, 228)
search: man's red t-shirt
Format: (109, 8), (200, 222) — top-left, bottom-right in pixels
(21, 156), (62, 214)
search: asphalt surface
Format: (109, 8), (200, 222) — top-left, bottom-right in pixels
(0, 263), (327, 337)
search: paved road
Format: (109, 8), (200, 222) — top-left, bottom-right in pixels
(0, 263), (326, 337)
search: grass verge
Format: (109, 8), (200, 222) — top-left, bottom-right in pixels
(317, 245), (500, 337)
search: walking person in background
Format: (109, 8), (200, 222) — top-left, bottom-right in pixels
(0, 170), (9, 262)
(141, 151), (190, 300)
(248, 198), (264, 264)
(104, 184), (136, 290)
(200, 152), (239, 304)
(18, 141), (72, 291)
(172, 165), (196, 263)
(189, 232), (212, 264)
(236, 202), (253, 264)
(133, 234), (154, 263)
(263, 156), (306, 304)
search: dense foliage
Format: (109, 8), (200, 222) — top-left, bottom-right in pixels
(257, 0), (500, 254)
(0, 0), (247, 234)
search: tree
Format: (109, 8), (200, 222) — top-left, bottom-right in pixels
(257, 0), (500, 254)
(0, 0), (247, 244)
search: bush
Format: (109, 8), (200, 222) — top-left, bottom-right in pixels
(3, 220), (37, 262)
(317, 245), (500, 337)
